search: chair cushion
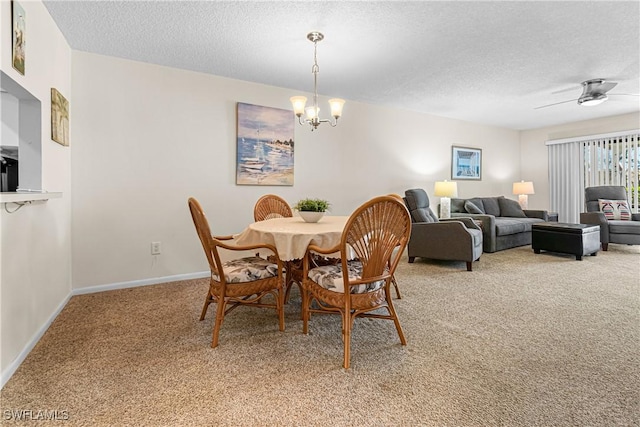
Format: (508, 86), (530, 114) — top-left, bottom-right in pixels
(464, 200), (484, 214)
(307, 261), (386, 294)
(598, 199), (631, 220)
(468, 228), (483, 247)
(213, 256), (279, 283)
(608, 220), (640, 234)
(498, 197), (527, 218)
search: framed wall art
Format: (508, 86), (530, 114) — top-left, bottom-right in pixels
(451, 146), (482, 180)
(51, 88), (69, 146)
(236, 102), (294, 186)
(12, 1), (26, 75)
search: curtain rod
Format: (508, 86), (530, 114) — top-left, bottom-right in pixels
(546, 129), (640, 146)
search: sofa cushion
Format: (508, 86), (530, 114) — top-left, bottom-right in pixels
(481, 197), (502, 216)
(598, 199), (631, 220)
(498, 197), (527, 218)
(451, 198), (466, 213)
(464, 200), (484, 214)
(495, 218), (538, 236)
(608, 220), (640, 234)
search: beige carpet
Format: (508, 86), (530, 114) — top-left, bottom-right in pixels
(1, 245), (639, 426)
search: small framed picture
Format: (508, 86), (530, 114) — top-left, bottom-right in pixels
(452, 146), (482, 180)
(12, 1), (26, 75)
(51, 88), (69, 146)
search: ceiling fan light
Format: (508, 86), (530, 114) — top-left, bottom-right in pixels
(579, 93), (607, 106)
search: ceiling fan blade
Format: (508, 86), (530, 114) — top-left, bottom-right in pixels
(608, 93), (640, 97)
(534, 99), (578, 110)
(599, 82), (618, 93)
(551, 85), (581, 95)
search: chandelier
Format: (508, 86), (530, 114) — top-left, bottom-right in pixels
(290, 32), (345, 131)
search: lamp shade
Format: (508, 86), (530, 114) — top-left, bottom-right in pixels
(512, 181), (535, 195)
(434, 181), (458, 198)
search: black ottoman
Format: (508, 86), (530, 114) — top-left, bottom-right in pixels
(532, 222), (600, 260)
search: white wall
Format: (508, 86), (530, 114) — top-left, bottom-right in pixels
(0, 1), (72, 384)
(71, 51), (522, 290)
(520, 112), (640, 210)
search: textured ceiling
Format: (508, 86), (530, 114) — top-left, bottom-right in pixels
(43, 1), (640, 130)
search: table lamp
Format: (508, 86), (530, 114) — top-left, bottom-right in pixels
(434, 180), (458, 219)
(513, 181), (534, 210)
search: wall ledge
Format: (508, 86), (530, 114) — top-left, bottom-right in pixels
(0, 191), (62, 203)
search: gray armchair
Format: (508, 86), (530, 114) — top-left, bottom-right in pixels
(404, 188), (483, 271)
(580, 185), (640, 251)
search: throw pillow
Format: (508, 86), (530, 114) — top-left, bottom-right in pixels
(598, 199), (631, 220)
(464, 201), (484, 214)
(498, 197), (527, 218)
(481, 197), (502, 217)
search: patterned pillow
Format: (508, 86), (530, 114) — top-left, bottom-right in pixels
(598, 199), (631, 221)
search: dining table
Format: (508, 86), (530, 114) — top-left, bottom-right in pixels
(234, 215), (350, 261)
(233, 215), (350, 300)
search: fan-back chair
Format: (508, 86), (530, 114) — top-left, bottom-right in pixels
(253, 194), (293, 222)
(301, 195), (411, 369)
(188, 197), (285, 347)
(253, 194), (299, 302)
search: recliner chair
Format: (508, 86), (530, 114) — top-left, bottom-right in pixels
(404, 188), (483, 271)
(580, 185), (640, 251)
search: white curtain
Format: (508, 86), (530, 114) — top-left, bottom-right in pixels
(547, 130), (640, 223)
(548, 141), (583, 223)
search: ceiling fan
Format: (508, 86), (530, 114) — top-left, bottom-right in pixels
(535, 79), (638, 109)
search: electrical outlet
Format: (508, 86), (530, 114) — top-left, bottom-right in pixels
(151, 241), (161, 255)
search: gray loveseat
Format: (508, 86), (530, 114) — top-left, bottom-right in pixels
(449, 196), (549, 253)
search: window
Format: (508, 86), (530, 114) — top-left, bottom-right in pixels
(0, 71), (42, 192)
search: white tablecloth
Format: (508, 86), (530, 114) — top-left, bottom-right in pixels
(234, 216), (349, 261)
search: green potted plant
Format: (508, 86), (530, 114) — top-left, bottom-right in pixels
(293, 198), (330, 223)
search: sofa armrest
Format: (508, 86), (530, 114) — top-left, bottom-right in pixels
(523, 209), (548, 220)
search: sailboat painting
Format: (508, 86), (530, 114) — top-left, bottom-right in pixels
(236, 102), (295, 186)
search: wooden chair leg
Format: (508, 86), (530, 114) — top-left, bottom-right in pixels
(200, 294), (213, 321)
(391, 274), (402, 299)
(211, 299), (226, 348)
(302, 286), (309, 334)
(343, 311), (352, 369)
(387, 300), (407, 346)
(278, 287), (285, 332)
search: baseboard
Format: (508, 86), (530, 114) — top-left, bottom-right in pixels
(72, 271), (210, 296)
(1, 292), (72, 389)
(1, 271), (209, 389)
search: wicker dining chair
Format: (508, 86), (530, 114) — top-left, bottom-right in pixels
(253, 194), (297, 302)
(386, 193), (405, 299)
(188, 197), (285, 347)
(301, 195), (411, 369)
(254, 194), (293, 222)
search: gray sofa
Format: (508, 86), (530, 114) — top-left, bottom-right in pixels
(449, 196), (549, 253)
